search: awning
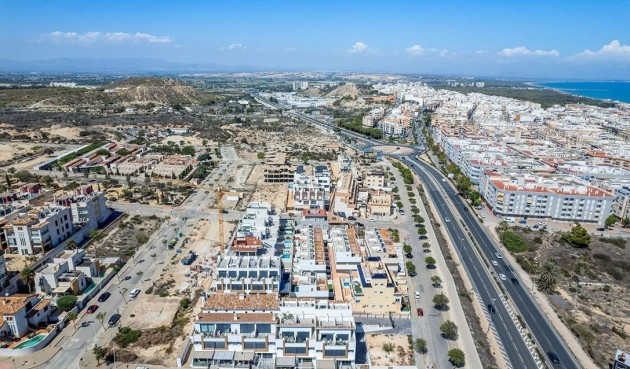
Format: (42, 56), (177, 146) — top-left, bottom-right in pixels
(276, 357), (296, 367)
(234, 351), (255, 361)
(192, 350), (215, 360)
(213, 351), (234, 361)
(317, 360), (336, 369)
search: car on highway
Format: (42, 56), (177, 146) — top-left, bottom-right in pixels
(495, 253), (502, 259)
(445, 217), (450, 222)
(129, 288), (141, 299)
(491, 260), (499, 267)
(97, 292), (111, 302)
(547, 351), (560, 364)
(499, 273), (507, 281)
(463, 207), (468, 211)
(86, 304), (99, 314)
(414, 291), (420, 299)
(487, 304), (496, 314)
(108, 313), (121, 326)
(511, 278), (519, 285)
(441, 178), (446, 182)
(416, 308), (424, 317)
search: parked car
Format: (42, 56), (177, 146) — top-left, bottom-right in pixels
(414, 291), (420, 299)
(97, 292), (111, 302)
(86, 305), (99, 314)
(416, 308), (424, 317)
(108, 314), (121, 326)
(480, 213), (486, 218)
(129, 288), (141, 299)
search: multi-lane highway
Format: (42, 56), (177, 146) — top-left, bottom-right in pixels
(411, 157), (581, 369)
(265, 96), (583, 369)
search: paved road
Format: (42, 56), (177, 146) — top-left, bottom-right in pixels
(410, 157), (581, 369)
(274, 98), (581, 369)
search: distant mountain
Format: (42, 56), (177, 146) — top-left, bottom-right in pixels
(0, 58), (263, 73)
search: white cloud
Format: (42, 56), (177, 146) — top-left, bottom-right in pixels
(347, 41), (369, 54)
(405, 44), (424, 56)
(39, 31), (172, 45)
(574, 40), (630, 61)
(499, 46), (559, 57)
(226, 43), (245, 50)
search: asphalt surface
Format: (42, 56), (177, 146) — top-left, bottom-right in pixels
(266, 97), (583, 369)
(412, 158), (581, 369)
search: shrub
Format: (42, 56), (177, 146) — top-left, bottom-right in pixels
(56, 295), (77, 312)
(114, 326), (142, 348)
(440, 321), (458, 340)
(382, 342), (396, 353)
(448, 348), (466, 367)
(500, 230), (531, 253)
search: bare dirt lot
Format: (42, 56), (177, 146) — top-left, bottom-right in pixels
(87, 214), (162, 259)
(510, 227), (630, 367)
(366, 333), (415, 366)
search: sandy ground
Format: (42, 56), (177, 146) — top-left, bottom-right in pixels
(373, 145), (414, 155)
(0, 142), (50, 162)
(366, 333), (415, 366)
(40, 125), (84, 140)
(127, 294), (182, 330)
(251, 184), (288, 212)
(3, 254), (34, 272)
(163, 134), (206, 146)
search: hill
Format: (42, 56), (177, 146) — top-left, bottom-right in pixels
(0, 77), (211, 109)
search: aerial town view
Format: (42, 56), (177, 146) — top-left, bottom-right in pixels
(0, 1), (629, 369)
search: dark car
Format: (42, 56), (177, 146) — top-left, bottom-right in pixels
(463, 207), (469, 211)
(415, 223), (425, 228)
(487, 304), (496, 314)
(547, 351), (560, 364)
(348, 216), (357, 221)
(596, 227), (605, 231)
(123, 276), (132, 281)
(97, 292), (111, 302)
(416, 308), (424, 317)
(511, 278), (519, 285)
(86, 304), (99, 314)
(108, 313), (121, 326)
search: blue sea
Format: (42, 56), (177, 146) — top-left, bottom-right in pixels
(535, 81), (630, 103)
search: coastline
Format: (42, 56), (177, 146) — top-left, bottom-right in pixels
(526, 81), (629, 104)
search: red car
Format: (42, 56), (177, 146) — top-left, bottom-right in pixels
(86, 304), (99, 314)
(417, 308), (424, 317)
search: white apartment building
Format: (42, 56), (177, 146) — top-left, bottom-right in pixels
(190, 295), (356, 369)
(3, 206), (74, 255)
(480, 171), (614, 225)
(0, 294), (51, 339)
(55, 185), (111, 231)
(291, 226), (329, 299)
(234, 202), (279, 249)
(35, 249), (97, 295)
(293, 81), (309, 91)
(212, 256), (281, 295)
(289, 168), (331, 211)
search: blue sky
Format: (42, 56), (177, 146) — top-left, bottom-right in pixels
(1, 0), (629, 78)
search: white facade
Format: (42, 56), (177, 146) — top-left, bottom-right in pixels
(3, 207), (73, 255)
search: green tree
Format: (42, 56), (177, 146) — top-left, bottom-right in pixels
(433, 293), (450, 310)
(537, 260), (560, 294)
(88, 229), (100, 240)
(424, 256), (437, 268)
(448, 348), (466, 367)
(20, 267), (35, 293)
(66, 240), (77, 250)
(623, 217), (630, 228)
(96, 312), (107, 329)
(403, 244), (412, 256)
(605, 214), (618, 228)
(422, 242), (431, 250)
(431, 275), (442, 287)
(257, 152), (265, 160)
(67, 312), (78, 330)
(562, 223), (591, 248)
(417, 227), (427, 237)
(56, 295), (78, 312)
(135, 232), (149, 245)
(440, 320), (458, 340)
(14, 170), (34, 182)
(42, 175), (54, 187)
(405, 261), (416, 276)
(93, 345), (108, 365)
(414, 338), (427, 354)
(181, 146), (196, 156)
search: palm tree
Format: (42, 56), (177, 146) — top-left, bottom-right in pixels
(20, 267), (35, 293)
(537, 260), (560, 294)
(67, 312), (78, 330)
(66, 240), (77, 250)
(496, 221), (509, 233)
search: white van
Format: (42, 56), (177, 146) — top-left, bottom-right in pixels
(504, 217), (515, 223)
(129, 288), (141, 299)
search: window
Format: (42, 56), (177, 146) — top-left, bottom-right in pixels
(244, 341), (266, 349)
(325, 349), (346, 357)
(285, 346), (307, 354)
